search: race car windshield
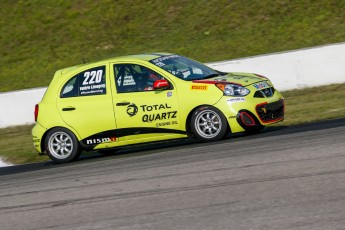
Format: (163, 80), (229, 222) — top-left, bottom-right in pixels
(149, 55), (224, 81)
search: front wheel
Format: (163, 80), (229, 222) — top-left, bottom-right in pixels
(191, 106), (228, 142)
(45, 128), (81, 163)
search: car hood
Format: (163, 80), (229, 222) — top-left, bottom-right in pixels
(192, 73), (267, 86)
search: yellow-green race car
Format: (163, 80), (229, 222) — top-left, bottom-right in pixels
(32, 53), (284, 163)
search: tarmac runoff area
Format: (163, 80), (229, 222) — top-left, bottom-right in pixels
(1, 119), (345, 229)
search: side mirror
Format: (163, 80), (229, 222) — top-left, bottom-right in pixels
(153, 79), (170, 90)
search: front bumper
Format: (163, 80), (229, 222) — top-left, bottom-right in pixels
(214, 92), (284, 133)
(255, 99), (285, 124)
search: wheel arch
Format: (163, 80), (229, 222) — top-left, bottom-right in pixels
(185, 104), (231, 138)
(40, 126), (81, 154)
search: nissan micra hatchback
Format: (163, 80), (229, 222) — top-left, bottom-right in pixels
(32, 53), (284, 163)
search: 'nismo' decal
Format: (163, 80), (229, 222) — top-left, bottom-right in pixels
(81, 127), (186, 149)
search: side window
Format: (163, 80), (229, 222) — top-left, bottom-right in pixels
(61, 76), (78, 98)
(61, 66), (106, 98)
(114, 64), (166, 93)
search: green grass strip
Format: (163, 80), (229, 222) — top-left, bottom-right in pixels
(1, 0), (345, 92)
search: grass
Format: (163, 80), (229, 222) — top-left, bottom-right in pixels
(0, 125), (49, 165)
(282, 83), (345, 125)
(0, 0), (345, 92)
(0, 83), (344, 165)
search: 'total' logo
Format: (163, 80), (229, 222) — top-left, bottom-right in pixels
(127, 104), (138, 117)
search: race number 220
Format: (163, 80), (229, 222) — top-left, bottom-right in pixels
(82, 70), (103, 85)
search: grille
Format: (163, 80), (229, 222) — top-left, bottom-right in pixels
(256, 99), (284, 122)
(254, 87), (275, 98)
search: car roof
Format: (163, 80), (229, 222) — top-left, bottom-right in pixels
(56, 52), (173, 75)
(108, 52), (172, 62)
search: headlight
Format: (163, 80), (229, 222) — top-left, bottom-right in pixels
(216, 83), (250, 96)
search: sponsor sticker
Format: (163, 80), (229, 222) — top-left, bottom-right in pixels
(126, 104), (138, 117)
(126, 103), (177, 122)
(86, 137), (117, 145)
(227, 98), (246, 103)
(79, 67), (106, 95)
(156, 120), (178, 127)
(253, 81), (271, 90)
(118, 75), (135, 86)
(142, 111), (177, 122)
(140, 103), (171, 112)
(151, 55), (179, 65)
(190, 85), (208, 90)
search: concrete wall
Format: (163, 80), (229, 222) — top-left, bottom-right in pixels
(208, 42), (345, 91)
(0, 87), (47, 128)
(0, 159), (11, 167)
(0, 43), (344, 128)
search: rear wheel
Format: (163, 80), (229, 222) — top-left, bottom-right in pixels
(191, 106), (228, 142)
(45, 128), (81, 163)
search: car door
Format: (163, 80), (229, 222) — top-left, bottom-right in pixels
(56, 64), (117, 148)
(111, 62), (185, 145)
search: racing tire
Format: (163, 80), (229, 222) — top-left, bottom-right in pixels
(45, 127), (81, 163)
(191, 106), (228, 142)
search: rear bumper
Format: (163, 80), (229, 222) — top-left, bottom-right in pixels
(32, 123), (46, 154)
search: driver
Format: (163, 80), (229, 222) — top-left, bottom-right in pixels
(139, 67), (160, 91)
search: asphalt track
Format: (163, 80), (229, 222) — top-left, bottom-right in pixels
(1, 118), (345, 230)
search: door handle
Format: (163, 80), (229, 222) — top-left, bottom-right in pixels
(62, 107), (76, 111)
(116, 102), (130, 106)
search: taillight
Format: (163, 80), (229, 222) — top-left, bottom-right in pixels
(34, 104), (39, 122)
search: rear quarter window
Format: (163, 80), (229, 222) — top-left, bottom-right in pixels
(61, 66), (106, 98)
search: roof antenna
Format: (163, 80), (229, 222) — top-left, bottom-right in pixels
(82, 58), (86, 63)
